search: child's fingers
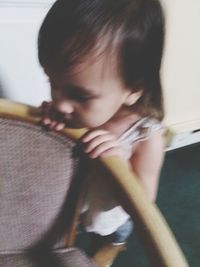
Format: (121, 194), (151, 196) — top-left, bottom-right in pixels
(54, 122), (66, 131)
(84, 133), (116, 153)
(42, 117), (51, 125)
(48, 121), (58, 129)
(41, 100), (49, 109)
(47, 103), (58, 121)
(39, 101), (53, 122)
(39, 101), (67, 131)
(40, 101), (58, 119)
(87, 141), (122, 158)
(81, 129), (122, 158)
(45, 120), (66, 131)
(38, 100), (48, 110)
(36, 101), (50, 116)
(82, 129), (110, 142)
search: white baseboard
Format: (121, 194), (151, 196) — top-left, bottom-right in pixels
(165, 119), (200, 151)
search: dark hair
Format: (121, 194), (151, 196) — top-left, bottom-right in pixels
(38, 0), (165, 120)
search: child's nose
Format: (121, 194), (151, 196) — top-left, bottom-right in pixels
(56, 100), (74, 115)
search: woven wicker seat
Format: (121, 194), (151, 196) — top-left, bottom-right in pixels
(0, 248), (96, 267)
(0, 116), (97, 267)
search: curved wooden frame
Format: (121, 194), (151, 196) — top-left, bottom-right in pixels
(0, 98), (189, 267)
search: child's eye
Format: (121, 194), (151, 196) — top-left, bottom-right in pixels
(73, 95), (94, 103)
(63, 88), (95, 103)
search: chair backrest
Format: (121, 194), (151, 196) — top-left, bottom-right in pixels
(0, 100), (97, 267)
(0, 99), (190, 267)
(0, 117), (79, 250)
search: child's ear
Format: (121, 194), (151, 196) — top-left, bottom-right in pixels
(124, 90), (143, 106)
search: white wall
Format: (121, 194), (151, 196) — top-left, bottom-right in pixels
(161, 0), (200, 126)
(0, 0), (199, 128)
(0, 1), (53, 105)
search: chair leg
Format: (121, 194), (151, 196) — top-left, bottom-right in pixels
(92, 243), (126, 267)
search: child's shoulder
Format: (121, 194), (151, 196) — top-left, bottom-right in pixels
(102, 111), (163, 143)
(106, 112), (164, 160)
(118, 115), (163, 144)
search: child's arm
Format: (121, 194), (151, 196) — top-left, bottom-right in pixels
(130, 129), (165, 202)
(82, 128), (165, 202)
(82, 129), (124, 158)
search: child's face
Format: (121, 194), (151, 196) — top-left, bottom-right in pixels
(45, 55), (140, 128)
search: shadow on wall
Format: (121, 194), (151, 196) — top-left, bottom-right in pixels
(0, 78), (5, 98)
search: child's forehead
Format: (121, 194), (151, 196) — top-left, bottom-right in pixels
(45, 49), (119, 80)
(44, 52), (126, 95)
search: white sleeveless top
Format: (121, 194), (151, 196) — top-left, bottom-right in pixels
(82, 117), (163, 236)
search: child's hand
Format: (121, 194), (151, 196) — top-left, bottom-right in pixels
(38, 101), (67, 131)
(82, 130), (124, 159)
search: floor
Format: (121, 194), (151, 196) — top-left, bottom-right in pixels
(112, 143), (200, 267)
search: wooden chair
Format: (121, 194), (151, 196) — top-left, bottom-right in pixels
(0, 98), (189, 267)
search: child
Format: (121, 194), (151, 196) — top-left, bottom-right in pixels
(38, 0), (165, 255)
